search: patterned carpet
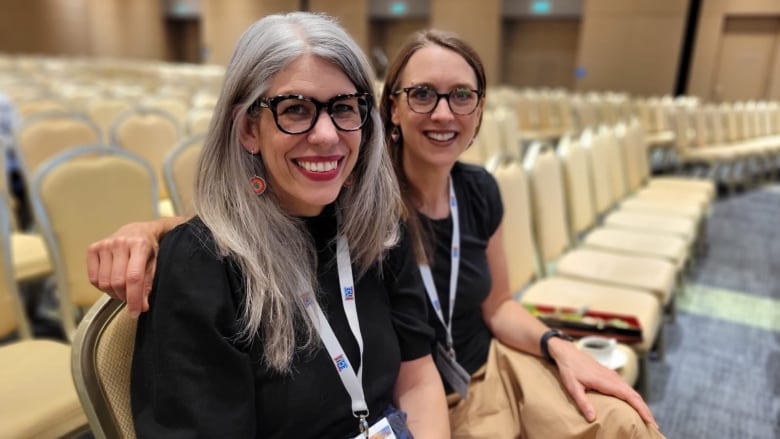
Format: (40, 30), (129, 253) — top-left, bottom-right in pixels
(646, 185), (780, 439)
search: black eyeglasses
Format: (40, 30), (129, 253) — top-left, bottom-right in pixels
(253, 93), (372, 135)
(394, 85), (482, 115)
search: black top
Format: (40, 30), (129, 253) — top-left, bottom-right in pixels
(422, 162), (504, 378)
(131, 208), (434, 439)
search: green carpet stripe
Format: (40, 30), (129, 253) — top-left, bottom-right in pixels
(679, 283), (780, 332)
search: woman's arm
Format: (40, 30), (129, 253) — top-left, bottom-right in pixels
(480, 222), (658, 428)
(86, 216), (186, 317)
(393, 354), (450, 438)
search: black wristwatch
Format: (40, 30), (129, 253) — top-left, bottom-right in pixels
(540, 329), (574, 365)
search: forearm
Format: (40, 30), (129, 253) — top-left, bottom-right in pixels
(393, 355), (450, 439)
(486, 299), (550, 357)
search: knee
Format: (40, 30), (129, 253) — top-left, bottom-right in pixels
(591, 395), (662, 439)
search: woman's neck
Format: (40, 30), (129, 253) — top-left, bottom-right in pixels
(403, 154), (453, 220)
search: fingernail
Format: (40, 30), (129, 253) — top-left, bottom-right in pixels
(129, 310), (140, 319)
(586, 411), (595, 421)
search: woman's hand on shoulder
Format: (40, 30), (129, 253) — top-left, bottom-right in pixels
(86, 217), (185, 317)
(548, 338), (658, 429)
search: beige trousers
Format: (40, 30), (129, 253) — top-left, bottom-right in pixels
(447, 340), (666, 439)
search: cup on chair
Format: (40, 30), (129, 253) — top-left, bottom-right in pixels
(577, 336), (617, 366)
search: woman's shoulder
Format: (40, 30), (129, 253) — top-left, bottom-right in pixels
(158, 216), (221, 261)
(452, 161), (500, 203)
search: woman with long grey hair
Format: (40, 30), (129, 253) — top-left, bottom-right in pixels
(90, 12), (449, 438)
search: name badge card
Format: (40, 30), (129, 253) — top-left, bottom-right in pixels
(433, 342), (470, 399)
(351, 417), (397, 439)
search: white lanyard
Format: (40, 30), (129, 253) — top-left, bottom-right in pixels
(419, 177), (460, 355)
(301, 233), (370, 435)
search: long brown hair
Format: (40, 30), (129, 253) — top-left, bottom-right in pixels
(378, 29), (487, 263)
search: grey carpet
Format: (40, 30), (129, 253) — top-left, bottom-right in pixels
(646, 184), (780, 439)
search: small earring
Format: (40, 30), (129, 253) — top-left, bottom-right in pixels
(343, 174), (354, 188)
(250, 175), (266, 195)
(391, 126), (401, 142)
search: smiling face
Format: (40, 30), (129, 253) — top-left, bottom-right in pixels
(240, 54), (362, 216)
(390, 44), (483, 171)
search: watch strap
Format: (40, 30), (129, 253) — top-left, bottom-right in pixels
(540, 329), (573, 364)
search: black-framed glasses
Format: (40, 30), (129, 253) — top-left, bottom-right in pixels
(255, 92), (372, 135)
(394, 85), (482, 115)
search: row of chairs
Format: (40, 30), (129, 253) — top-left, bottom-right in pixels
(4, 128), (204, 333)
(0, 145), (169, 438)
(11, 107), (210, 219)
(489, 118), (714, 394)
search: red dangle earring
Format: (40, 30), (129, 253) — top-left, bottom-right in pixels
(247, 146), (266, 195)
(250, 175), (266, 195)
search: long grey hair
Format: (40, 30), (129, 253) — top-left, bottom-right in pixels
(193, 12), (401, 372)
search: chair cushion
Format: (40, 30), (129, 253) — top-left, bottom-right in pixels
(0, 340), (88, 438)
(522, 276), (662, 353)
(647, 177), (715, 200)
(556, 248), (677, 305)
(619, 197), (703, 220)
(11, 232), (52, 282)
(582, 228), (688, 269)
(604, 211), (696, 243)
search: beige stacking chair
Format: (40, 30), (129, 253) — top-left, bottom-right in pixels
(110, 106), (181, 217)
(163, 134), (205, 217)
(30, 146), (159, 340)
(84, 96), (134, 143)
(184, 107), (214, 136)
(491, 158), (661, 395)
(524, 142), (678, 314)
(2, 148), (52, 284)
(0, 195), (90, 439)
(583, 128), (700, 249)
(72, 296), (138, 439)
(14, 111), (102, 180)
(557, 134), (690, 273)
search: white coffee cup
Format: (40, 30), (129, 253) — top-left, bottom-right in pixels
(577, 336), (617, 366)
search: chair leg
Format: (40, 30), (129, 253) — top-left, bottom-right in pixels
(650, 324), (665, 362)
(636, 353), (649, 398)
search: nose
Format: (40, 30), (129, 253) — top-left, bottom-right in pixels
(430, 95), (454, 121)
(307, 110), (340, 145)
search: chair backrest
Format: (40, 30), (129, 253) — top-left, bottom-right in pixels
(110, 106), (180, 200)
(141, 96), (189, 127)
(15, 97), (70, 118)
(84, 97), (134, 143)
(163, 134), (205, 216)
(31, 146), (158, 339)
(581, 127), (614, 216)
(475, 108), (504, 162)
(491, 158), (539, 293)
(72, 296), (138, 439)
(523, 141), (572, 270)
(184, 107), (213, 136)
(14, 111), (102, 179)
(0, 195), (32, 339)
(557, 134), (597, 237)
(601, 123), (630, 201)
(620, 118), (647, 193)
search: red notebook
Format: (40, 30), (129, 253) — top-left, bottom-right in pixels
(524, 303), (643, 344)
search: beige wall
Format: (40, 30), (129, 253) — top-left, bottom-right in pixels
(430, 0), (502, 86)
(0, 0), (168, 60)
(200, 0), (299, 65)
(0, 0), (90, 55)
(575, 0), (690, 96)
(309, 0), (369, 55)
(86, 0), (168, 60)
(687, 0), (780, 101)
(369, 18), (429, 79)
(503, 19), (580, 89)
